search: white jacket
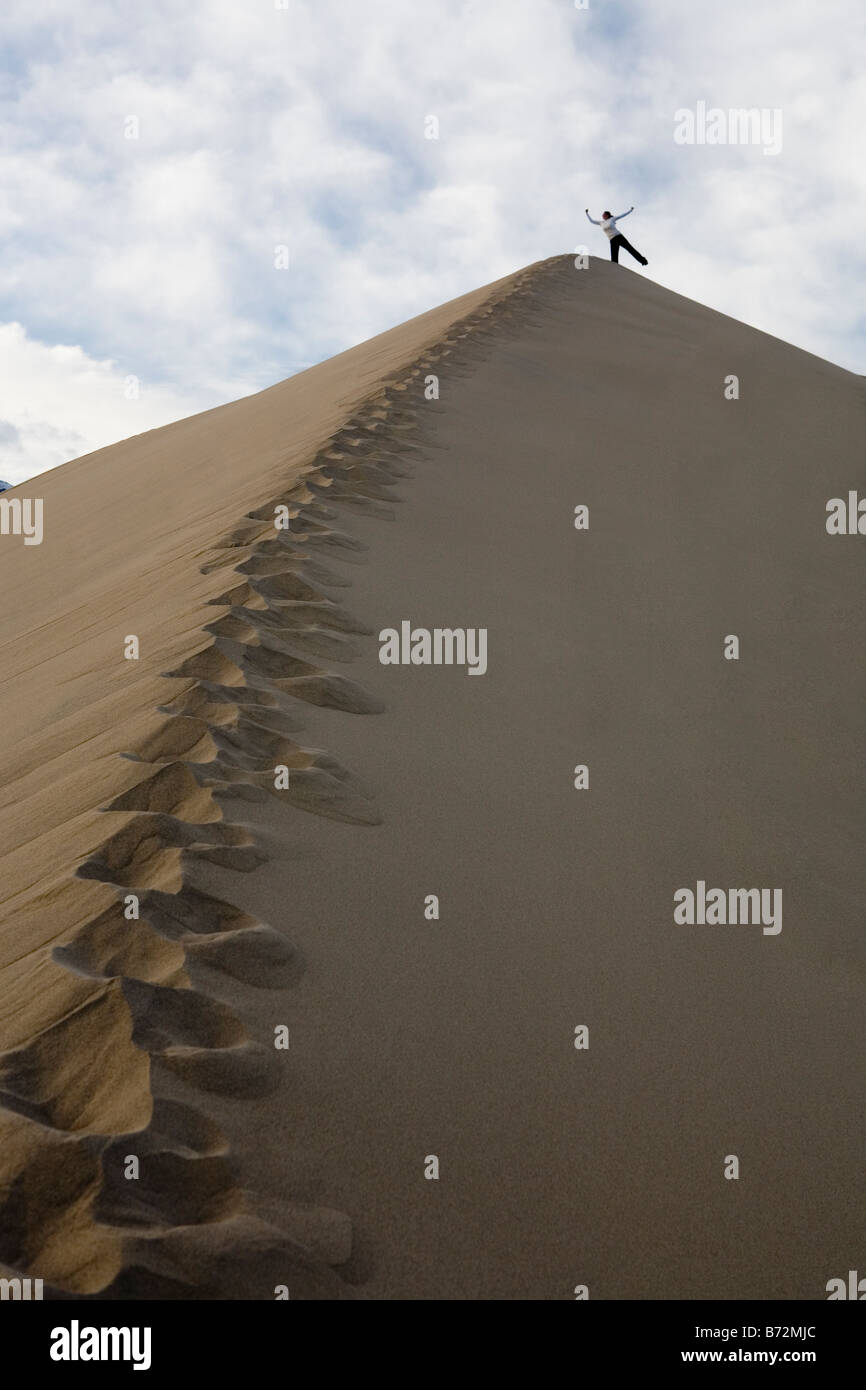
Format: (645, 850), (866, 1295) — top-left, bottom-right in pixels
(586, 208), (633, 239)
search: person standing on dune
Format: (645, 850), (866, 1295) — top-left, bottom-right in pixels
(585, 206), (648, 266)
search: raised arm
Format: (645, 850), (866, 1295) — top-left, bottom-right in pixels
(585, 208), (600, 224)
(614, 206), (634, 220)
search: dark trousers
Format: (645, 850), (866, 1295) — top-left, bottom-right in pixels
(610, 233), (647, 265)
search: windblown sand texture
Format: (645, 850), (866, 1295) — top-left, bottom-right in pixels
(0, 255), (862, 1299)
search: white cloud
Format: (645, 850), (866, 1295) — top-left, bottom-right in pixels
(0, 0), (862, 480)
(0, 322), (213, 484)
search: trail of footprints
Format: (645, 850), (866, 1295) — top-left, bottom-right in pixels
(0, 260), (559, 1298)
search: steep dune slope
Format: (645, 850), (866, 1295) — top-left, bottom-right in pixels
(0, 255), (862, 1298)
(0, 259), (549, 1295)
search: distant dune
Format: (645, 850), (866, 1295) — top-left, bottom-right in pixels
(0, 256), (862, 1299)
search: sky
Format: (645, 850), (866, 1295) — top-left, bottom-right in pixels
(0, 0), (863, 484)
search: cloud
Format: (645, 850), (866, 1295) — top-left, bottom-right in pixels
(0, 321), (211, 484)
(0, 0), (862, 479)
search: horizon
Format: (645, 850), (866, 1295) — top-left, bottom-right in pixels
(2, 250), (860, 493)
(1, 0), (863, 485)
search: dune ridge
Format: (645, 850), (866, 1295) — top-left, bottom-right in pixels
(0, 256), (559, 1297)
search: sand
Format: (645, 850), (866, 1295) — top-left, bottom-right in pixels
(0, 255), (862, 1299)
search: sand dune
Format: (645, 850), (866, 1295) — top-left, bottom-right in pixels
(0, 255), (862, 1299)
